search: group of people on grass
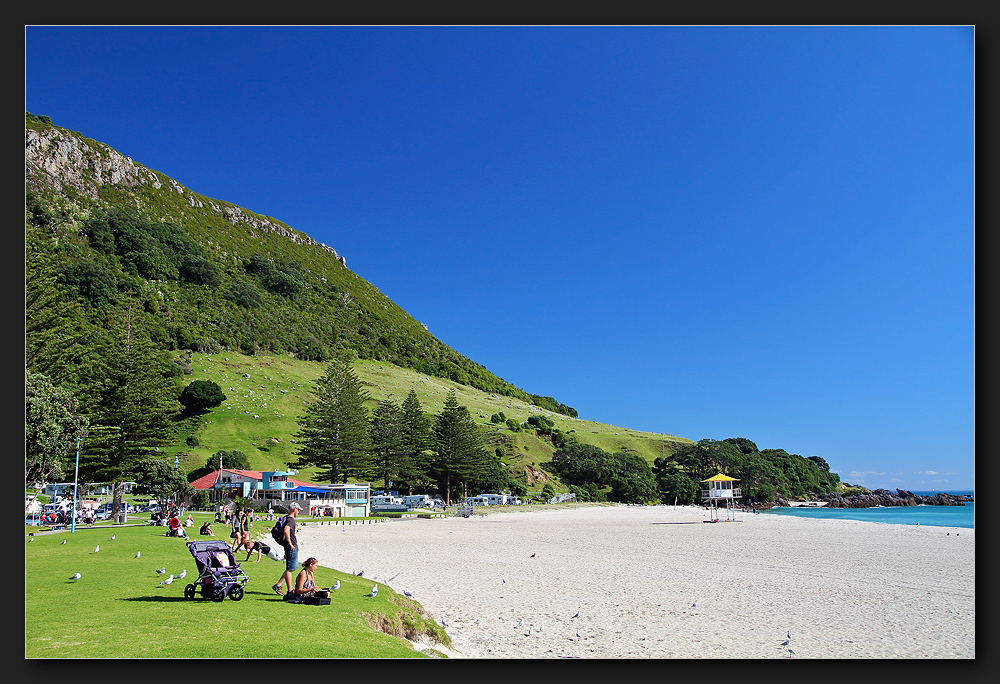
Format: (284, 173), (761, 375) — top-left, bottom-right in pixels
(201, 501), (328, 602)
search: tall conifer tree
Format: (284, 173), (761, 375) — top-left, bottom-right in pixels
(78, 299), (181, 516)
(294, 356), (372, 483)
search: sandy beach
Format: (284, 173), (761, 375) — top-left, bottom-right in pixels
(293, 504), (975, 659)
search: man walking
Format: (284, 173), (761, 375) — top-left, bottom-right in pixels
(273, 502), (301, 595)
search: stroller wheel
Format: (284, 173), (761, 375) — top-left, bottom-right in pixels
(212, 586), (226, 602)
(228, 584), (245, 601)
(184, 583), (196, 600)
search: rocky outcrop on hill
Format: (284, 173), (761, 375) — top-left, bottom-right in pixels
(817, 488), (972, 508)
(25, 124), (346, 266)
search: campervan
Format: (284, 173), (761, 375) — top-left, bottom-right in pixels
(402, 494), (433, 509)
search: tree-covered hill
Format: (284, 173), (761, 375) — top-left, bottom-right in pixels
(25, 112), (841, 504)
(25, 112), (567, 411)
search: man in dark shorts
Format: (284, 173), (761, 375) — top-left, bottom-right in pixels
(272, 502), (301, 595)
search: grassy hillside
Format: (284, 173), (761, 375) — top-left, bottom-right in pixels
(169, 352), (693, 493)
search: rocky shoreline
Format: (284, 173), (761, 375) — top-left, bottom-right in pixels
(773, 488), (974, 509)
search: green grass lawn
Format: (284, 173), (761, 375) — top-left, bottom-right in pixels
(25, 513), (449, 658)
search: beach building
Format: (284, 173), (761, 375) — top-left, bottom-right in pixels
(189, 469), (370, 517)
(701, 473), (742, 521)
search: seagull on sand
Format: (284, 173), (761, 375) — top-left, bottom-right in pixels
(403, 590), (414, 598)
(527, 627), (533, 636)
(69, 573), (81, 581)
(538, 623), (544, 632)
(516, 618), (524, 628)
(441, 618), (449, 627)
(572, 611), (580, 619)
(576, 630), (582, 638)
(530, 553), (536, 558)
(475, 619), (483, 625)
(158, 575), (174, 586)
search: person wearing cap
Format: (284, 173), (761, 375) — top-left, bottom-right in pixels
(273, 502), (301, 595)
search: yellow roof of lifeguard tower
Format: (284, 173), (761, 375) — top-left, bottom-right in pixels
(701, 473), (740, 482)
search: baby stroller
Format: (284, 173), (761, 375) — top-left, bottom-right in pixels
(184, 540), (249, 602)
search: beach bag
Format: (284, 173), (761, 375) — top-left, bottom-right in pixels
(303, 595), (330, 606)
(271, 516), (288, 545)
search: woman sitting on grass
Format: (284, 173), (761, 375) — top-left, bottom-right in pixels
(292, 557), (330, 599)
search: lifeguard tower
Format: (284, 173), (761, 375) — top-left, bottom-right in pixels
(701, 474), (741, 521)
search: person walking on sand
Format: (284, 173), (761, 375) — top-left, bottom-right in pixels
(273, 502), (301, 596)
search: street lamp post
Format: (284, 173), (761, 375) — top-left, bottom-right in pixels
(71, 437), (81, 533)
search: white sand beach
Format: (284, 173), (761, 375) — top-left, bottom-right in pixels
(293, 504), (974, 659)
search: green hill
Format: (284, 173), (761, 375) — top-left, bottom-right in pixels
(171, 350), (693, 494)
(25, 112), (693, 494)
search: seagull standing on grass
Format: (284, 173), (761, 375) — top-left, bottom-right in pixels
(365, 584), (378, 597)
(176, 569), (187, 580)
(159, 574), (174, 586)
(94, 545), (100, 553)
(69, 573), (81, 581)
(110, 535), (116, 540)
(134, 552), (141, 558)
(156, 567), (166, 575)
(61, 539), (66, 544)
(332, 580), (341, 591)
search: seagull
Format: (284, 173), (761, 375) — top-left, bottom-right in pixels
(110, 535), (116, 540)
(69, 573), (81, 581)
(176, 569), (187, 580)
(158, 575), (174, 586)
(576, 630), (582, 638)
(530, 553), (536, 558)
(403, 590), (414, 598)
(365, 584), (378, 597)
(780, 638), (791, 647)
(94, 545), (100, 553)
(134, 552), (141, 558)
(788, 629), (792, 641)
(355, 569), (365, 577)
(572, 611), (580, 619)
(786, 648), (797, 657)
(475, 619), (483, 625)
(527, 627), (533, 636)
(691, 601), (698, 608)
(156, 567), (166, 575)
(29, 537), (34, 542)
(61, 539), (66, 544)
(332, 580), (341, 591)
(539, 623), (544, 632)
(441, 618), (449, 627)
(516, 618), (524, 628)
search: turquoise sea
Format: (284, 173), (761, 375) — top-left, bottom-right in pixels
(761, 491), (975, 529)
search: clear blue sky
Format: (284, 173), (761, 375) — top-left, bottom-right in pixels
(25, 26), (975, 491)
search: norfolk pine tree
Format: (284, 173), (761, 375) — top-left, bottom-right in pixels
(77, 300), (181, 516)
(293, 356), (372, 483)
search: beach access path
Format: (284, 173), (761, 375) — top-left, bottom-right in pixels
(293, 503), (974, 659)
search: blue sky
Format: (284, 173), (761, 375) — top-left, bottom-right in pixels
(25, 26), (975, 491)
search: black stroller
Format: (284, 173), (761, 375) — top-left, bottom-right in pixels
(184, 540), (249, 602)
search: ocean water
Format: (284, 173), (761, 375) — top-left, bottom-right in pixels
(761, 491), (974, 529)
